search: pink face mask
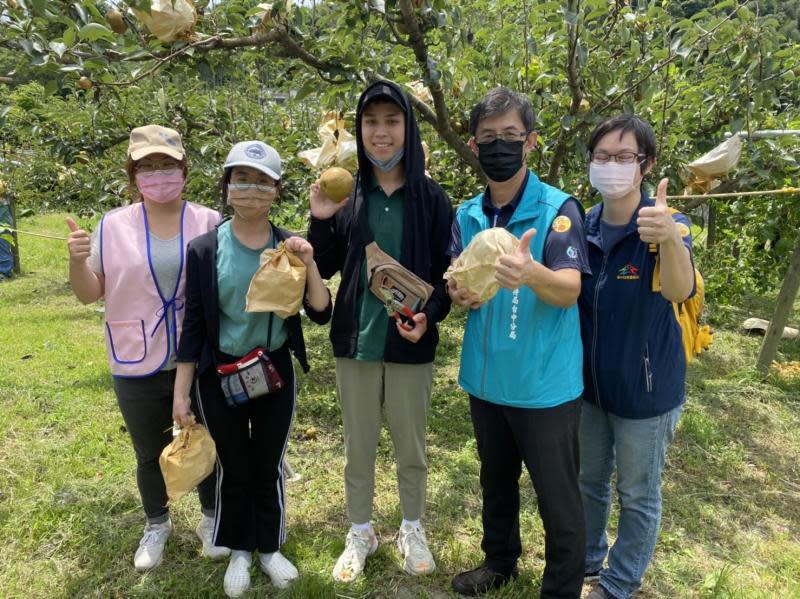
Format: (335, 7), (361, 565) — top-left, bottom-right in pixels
(135, 169), (185, 203)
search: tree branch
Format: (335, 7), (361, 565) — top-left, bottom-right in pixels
(546, 0), (584, 184)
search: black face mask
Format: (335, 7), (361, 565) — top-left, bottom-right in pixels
(476, 139), (525, 182)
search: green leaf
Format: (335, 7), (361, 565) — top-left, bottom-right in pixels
(49, 41), (67, 58)
(63, 27), (76, 46)
(78, 23), (114, 42)
(294, 80), (317, 102)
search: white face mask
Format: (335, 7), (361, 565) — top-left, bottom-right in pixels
(589, 162), (639, 200)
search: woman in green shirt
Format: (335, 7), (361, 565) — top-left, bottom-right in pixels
(173, 141), (331, 598)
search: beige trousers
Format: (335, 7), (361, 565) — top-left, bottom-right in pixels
(335, 358), (434, 524)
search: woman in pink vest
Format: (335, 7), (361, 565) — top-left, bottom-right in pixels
(172, 141), (331, 597)
(66, 125), (229, 572)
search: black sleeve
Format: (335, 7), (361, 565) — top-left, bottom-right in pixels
(307, 215), (344, 280)
(302, 286), (333, 325)
(543, 198), (592, 277)
(422, 182), (454, 326)
(176, 240), (208, 363)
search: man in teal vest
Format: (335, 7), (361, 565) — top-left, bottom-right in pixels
(448, 87), (590, 599)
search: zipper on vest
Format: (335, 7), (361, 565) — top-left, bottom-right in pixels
(591, 253), (609, 409)
(643, 343), (653, 393)
(480, 302), (494, 398)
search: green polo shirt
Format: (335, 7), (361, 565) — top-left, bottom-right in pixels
(354, 179), (405, 361)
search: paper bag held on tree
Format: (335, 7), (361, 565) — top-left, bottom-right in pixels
(444, 228), (520, 303)
(159, 421), (216, 503)
(246, 243), (307, 319)
(132, 0), (196, 43)
(297, 113), (358, 171)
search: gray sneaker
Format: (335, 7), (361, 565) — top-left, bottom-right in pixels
(397, 523), (435, 575)
(196, 515), (231, 559)
(332, 527), (378, 582)
(134, 519), (172, 571)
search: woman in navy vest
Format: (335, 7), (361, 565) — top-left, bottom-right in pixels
(578, 115), (695, 599)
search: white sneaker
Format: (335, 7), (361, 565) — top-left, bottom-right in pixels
(134, 519), (172, 572)
(196, 515), (231, 559)
(397, 523), (435, 575)
(259, 551), (299, 588)
(223, 551), (252, 598)
(332, 527), (379, 583)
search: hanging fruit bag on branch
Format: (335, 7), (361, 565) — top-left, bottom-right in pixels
(132, 0), (196, 43)
(297, 112), (358, 172)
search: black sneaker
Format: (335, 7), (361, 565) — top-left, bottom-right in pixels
(584, 569), (601, 583)
(452, 564), (519, 596)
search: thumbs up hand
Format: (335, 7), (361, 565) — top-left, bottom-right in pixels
(66, 216), (91, 263)
(637, 178), (679, 245)
(496, 228), (537, 290)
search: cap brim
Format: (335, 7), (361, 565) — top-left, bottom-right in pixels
(363, 91), (403, 107)
(224, 161), (281, 181)
(129, 146), (185, 161)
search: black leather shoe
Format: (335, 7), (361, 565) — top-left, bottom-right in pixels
(452, 564), (519, 596)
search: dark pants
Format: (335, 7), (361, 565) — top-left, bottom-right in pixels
(194, 345), (295, 553)
(114, 369), (217, 523)
(469, 395), (585, 599)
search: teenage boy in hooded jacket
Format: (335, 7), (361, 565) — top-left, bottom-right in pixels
(308, 80), (453, 583)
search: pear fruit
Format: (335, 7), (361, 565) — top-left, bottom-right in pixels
(78, 76), (93, 90)
(319, 167), (353, 203)
(106, 9), (128, 34)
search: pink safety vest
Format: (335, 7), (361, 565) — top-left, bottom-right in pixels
(100, 201), (221, 377)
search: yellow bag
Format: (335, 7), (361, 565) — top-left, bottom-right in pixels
(159, 421), (216, 503)
(245, 242), (307, 319)
(444, 228), (520, 303)
(652, 255), (713, 365)
(132, 0), (196, 43)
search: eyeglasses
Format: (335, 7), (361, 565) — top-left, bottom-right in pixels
(588, 151), (647, 165)
(136, 167), (182, 177)
(228, 183), (277, 193)
(475, 131), (529, 144)
(136, 161), (182, 173)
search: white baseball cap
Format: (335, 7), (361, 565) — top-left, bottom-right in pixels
(224, 141), (282, 180)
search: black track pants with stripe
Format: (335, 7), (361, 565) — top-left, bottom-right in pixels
(194, 344), (295, 553)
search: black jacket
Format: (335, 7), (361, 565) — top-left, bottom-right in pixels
(308, 80), (453, 364)
(177, 222), (332, 374)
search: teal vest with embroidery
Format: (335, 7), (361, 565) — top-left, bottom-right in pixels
(457, 171), (583, 407)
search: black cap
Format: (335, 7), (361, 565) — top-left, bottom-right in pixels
(360, 82), (406, 109)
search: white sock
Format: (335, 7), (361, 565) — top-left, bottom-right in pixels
(401, 519), (421, 530)
(351, 522), (373, 533)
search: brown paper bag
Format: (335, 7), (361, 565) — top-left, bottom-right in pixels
(159, 422), (216, 503)
(132, 0), (196, 43)
(245, 243), (307, 318)
(444, 228), (520, 303)
(297, 113), (358, 171)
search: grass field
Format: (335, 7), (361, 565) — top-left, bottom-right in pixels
(1, 213), (799, 598)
